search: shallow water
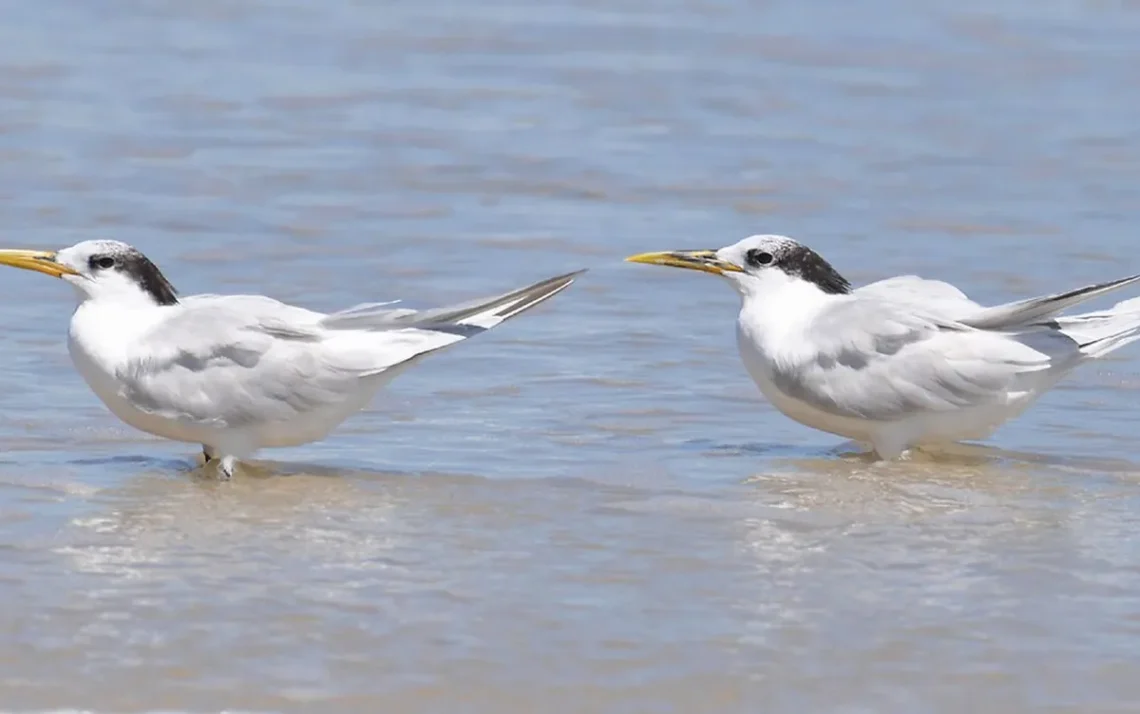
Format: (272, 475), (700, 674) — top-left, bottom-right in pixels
(2, 0), (1140, 711)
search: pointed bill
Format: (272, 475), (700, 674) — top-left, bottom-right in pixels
(0, 249), (79, 278)
(624, 250), (744, 275)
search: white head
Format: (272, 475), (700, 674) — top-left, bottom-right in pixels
(625, 234), (851, 300)
(0, 239), (179, 306)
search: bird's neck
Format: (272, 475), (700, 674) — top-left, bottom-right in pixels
(737, 278), (845, 357)
(69, 276), (175, 310)
(69, 297), (171, 368)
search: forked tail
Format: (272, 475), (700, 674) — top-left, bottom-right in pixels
(1057, 295), (1140, 358)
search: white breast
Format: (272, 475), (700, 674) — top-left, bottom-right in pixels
(734, 319), (876, 443)
(67, 301), (213, 445)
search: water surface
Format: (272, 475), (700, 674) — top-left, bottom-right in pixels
(2, 0), (1140, 711)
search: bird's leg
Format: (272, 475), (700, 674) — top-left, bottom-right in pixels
(870, 435), (909, 461)
(218, 455), (237, 480)
(201, 445), (236, 480)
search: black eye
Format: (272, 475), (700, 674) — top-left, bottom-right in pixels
(746, 249), (774, 267)
(91, 256), (116, 270)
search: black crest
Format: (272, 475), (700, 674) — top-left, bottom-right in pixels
(781, 244), (851, 295)
(87, 244), (179, 306)
(122, 250), (179, 306)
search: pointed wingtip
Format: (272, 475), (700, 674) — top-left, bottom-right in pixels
(557, 268), (589, 281)
(487, 268), (587, 322)
(963, 271), (1140, 330)
(537, 268), (589, 292)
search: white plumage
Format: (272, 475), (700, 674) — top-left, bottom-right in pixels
(627, 234), (1140, 459)
(0, 239), (584, 477)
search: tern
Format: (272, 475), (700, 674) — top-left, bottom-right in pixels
(0, 240), (584, 478)
(627, 234), (1140, 459)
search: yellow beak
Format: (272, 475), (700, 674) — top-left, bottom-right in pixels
(624, 249), (744, 276)
(0, 249), (79, 278)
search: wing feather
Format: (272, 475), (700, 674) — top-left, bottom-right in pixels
(114, 270), (584, 431)
(857, 273), (1140, 330)
(320, 270), (585, 332)
(960, 274), (1140, 330)
(771, 299), (1067, 422)
(115, 296), (451, 429)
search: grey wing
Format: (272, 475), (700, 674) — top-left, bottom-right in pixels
(960, 274), (1140, 330)
(116, 298), (374, 428)
(858, 272), (1140, 331)
(320, 270), (586, 333)
(856, 275), (983, 322)
(776, 300), (1063, 421)
(859, 275), (977, 305)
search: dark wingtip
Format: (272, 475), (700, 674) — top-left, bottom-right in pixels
(524, 268), (588, 295)
(553, 268), (589, 282)
(489, 268), (586, 321)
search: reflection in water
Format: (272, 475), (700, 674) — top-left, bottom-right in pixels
(57, 464), (420, 583)
(723, 447), (1140, 713)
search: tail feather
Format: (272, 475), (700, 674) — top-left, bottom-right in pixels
(1056, 295), (1140, 358)
(320, 269), (586, 333)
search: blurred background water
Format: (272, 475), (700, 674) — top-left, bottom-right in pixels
(2, 0), (1140, 711)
